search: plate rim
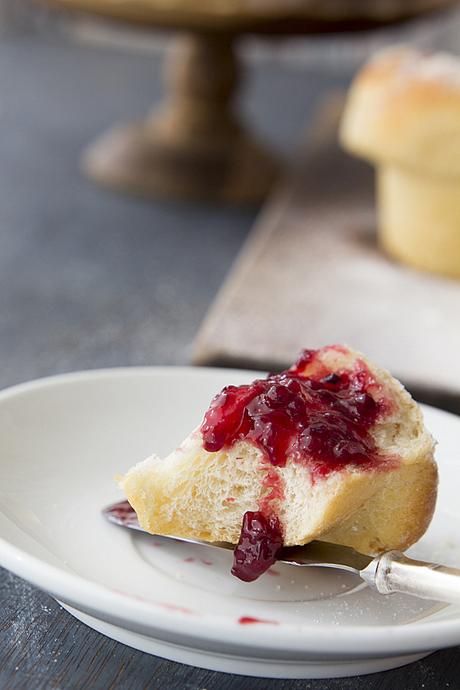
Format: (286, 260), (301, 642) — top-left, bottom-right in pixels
(0, 365), (460, 658)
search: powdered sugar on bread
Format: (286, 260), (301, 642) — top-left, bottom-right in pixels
(369, 46), (460, 89)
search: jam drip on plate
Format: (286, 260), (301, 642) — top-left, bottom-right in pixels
(201, 347), (388, 478)
(232, 511), (284, 582)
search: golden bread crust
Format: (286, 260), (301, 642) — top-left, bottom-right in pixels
(340, 46), (460, 278)
(121, 347), (438, 555)
(340, 46), (460, 179)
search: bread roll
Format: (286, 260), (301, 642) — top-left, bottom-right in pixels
(340, 46), (460, 279)
(120, 346), (437, 564)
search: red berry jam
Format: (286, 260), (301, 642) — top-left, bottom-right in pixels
(104, 500), (140, 527)
(201, 347), (389, 478)
(232, 511), (284, 582)
(201, 346), (393, 582)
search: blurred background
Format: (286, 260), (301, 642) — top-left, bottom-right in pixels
(0, 0), (460, 389)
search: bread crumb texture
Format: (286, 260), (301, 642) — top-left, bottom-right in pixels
(121, 347), (437, 555)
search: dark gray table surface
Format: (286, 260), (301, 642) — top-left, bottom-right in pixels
(0, 28), (458, 690)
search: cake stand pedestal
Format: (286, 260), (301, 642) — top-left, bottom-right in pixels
(50, 0), (456, 204)
(82, 32), (275, 204)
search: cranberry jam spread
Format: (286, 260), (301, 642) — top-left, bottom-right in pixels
(200, 346), (392, 582)
(201, 346), (389, 477)
(231, 512), (284, 582)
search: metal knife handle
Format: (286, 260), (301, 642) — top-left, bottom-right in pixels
(361, 551), (460, 605)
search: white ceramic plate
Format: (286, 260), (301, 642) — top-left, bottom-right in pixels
(0, 367), (460, 679)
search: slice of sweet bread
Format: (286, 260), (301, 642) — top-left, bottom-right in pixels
(120, 345), (437, 580)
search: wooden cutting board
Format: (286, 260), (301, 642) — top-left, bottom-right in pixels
(192, 95), (460, 397)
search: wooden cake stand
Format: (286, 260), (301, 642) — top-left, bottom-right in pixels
(50, 0), (455, 204)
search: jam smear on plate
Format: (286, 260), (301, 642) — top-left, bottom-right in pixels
(238, 616), (279, 625)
